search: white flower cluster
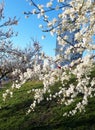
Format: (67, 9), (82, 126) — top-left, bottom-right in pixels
(3, 89), (13, 101)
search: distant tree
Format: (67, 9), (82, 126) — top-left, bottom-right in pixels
(0, 1), (42, 83)
(0, 1), (18, 82)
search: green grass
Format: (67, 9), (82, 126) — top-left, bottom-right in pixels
(0, 77), (95, 130)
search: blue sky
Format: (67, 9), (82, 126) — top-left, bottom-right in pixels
(2, 0), (57, 57)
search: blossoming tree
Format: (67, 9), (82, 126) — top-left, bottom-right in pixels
(0, 1), (42, 85)
(0, 1), (18, 82)
(2, 0), (95, 116)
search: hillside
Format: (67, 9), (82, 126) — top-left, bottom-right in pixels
(0, 79), (95, 130)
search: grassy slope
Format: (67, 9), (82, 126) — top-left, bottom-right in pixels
(0, 78), (95, 130)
